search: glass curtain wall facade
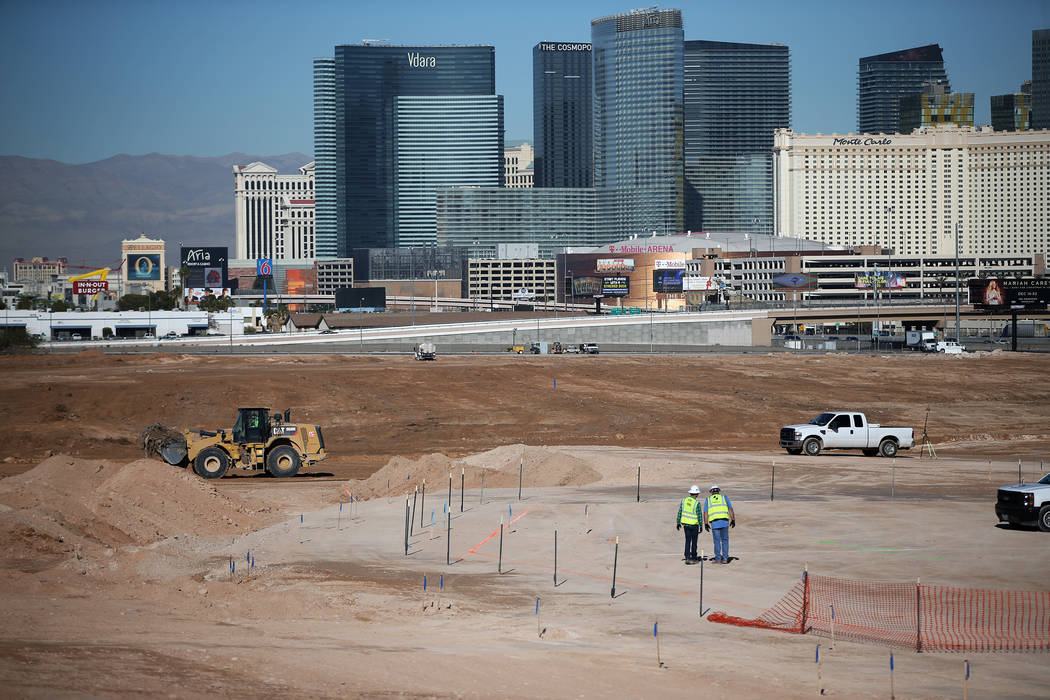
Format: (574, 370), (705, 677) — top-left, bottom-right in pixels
(684, 40), (790, 235)
(592, 9), (684, 241)
(435, 187), (597, 258)
(395, 95), (504, 248)
(313, 58), (337, 258)
(533, 42), (592, 188)
(858, 45), (948, 134)
(324, 45), (496, 255)
(1034, 29), (1050, 130)
(991, 92), (1031, 132)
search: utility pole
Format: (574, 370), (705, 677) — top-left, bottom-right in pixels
(955, 221), (962, 342)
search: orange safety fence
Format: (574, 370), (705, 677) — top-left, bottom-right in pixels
(708, 572), (1050, 652)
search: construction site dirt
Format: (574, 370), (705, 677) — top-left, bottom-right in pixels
(1, 351), (1048, 698)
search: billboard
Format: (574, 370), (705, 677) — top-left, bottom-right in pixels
(180, 247), (228, 288)
(772, 273), (819, 290)
(185, 288), (233, 303)
(683, 276), (717, 291)
(127, 254), (161, 280)
(73, 280), (109, 295)
(653, 268), (684, 293)
(335, 287), (386, 309)
(596, 258), (635, 272)
(969, 278), (1050, 310)
(285, 269), (308, 295)
(854, 271), (906, 289)
(601, 276), (630, 297)
(572, 276), (603, 297)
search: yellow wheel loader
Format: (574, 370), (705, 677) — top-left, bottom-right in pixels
(141, 407), (326, 479)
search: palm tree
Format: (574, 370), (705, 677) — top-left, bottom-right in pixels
(264, 304), (289, 333)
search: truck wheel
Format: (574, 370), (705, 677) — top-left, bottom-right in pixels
(862, 448), (879, 457)
(803, 437), (822, 456)
(879, 439), (898, 458)
(1039, 506), (1050, 533)
(266, 445), (302, 478)
(786, 448), (802, 455)
(194, 447), (229, 479)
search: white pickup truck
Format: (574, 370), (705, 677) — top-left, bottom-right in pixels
(779, 412), (915, 458)
(995, 472), (1050, 531)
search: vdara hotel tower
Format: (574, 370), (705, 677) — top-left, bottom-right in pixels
(314, 45), (501, 256)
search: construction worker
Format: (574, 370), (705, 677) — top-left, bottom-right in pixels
(703, 484), (735, 564)
(676, 485), (702, 562)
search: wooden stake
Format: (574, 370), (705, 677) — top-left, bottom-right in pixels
(411, 485), (417, 536)
(498, 518), (504, 574)
(636, 463), (641, 502)
(480, 467), (485, 505)
(816, 644), (823, 696)
(610, 536), (619, 598)
(963, 659), (970, 700)
(518, 451), (523, 500)
(770, 462), (775, 501)
(553, 529), (558, 586)
(460, 467), (465, 513)
(654, 620), (661, 667)
(890, 652), (895, 700)
(446, 511), (451, 566)
(420, 479), (426, 528)
(830, 605), (835, 650)
(699, 547), (705, 617)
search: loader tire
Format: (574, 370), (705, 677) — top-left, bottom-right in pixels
(266, 445), (301, 478)
(194, 447), (230, 479)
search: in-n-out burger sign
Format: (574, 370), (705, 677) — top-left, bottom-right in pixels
(407, 52), (436, 68)
(538, 43), (591, 51)
(832, 137), (893, 146)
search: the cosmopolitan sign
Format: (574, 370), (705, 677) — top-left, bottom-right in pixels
(832, 137), (893, 146)
(537, 43), (591, 51)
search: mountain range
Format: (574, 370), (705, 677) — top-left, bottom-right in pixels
(0, 152), (311, 272)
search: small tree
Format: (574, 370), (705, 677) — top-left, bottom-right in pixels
(16, 295), (35, 310)
(49, 299), (70, 312)
(102, 327), (113, 338)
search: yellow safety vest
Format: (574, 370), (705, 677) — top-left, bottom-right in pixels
(706, 493), (729, 521)
(679, 496), (699, 525)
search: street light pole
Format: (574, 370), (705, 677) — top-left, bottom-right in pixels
(955, 221), (962, 342)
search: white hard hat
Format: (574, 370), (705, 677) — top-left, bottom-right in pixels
(710, 484), (720, 492)
(688, 485), (700, 495)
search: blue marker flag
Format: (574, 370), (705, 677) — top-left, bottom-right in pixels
(246, 551), (250, 562)
(423, 575), (427, 591)
(653, 621), (658, 637)
(890, 653), (894, 670)
(965, 660), (970, 680)
(440, 573), (444, 590)
(815, 644), (820, 663)
(300, 513), (303, 524)
(509, 505), (512, 519)
(535, 597), (540, 615)
(585, 504), (588, 515)
(251, 556), (254, 569)
(830, 605), (835, 620)
(339, 502), (343, 512)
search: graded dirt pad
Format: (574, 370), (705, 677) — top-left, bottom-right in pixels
(1, 352), (1048, 697)
(2, 351), (1050, 479)
(1, 447), (1049, 698)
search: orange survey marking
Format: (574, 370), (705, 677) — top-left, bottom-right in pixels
(468, 509), (531, 554)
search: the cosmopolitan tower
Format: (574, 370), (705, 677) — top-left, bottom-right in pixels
(591, 8), (685, 240)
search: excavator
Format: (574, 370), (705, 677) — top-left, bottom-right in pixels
(141, 407), (326, 479)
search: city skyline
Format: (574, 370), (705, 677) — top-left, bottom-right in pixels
(1, 0), (1047, 165)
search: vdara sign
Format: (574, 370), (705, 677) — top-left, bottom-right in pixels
(407, 52), (436, 68)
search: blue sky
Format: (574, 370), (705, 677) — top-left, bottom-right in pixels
(1, 0), (1047, 164)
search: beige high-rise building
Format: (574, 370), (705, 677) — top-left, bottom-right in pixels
(233, 161), (316, 260)
(774, 124), (1050, 258)
(504, 143), (534, 188)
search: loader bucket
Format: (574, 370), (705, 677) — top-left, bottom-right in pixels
(140, 424), (189, 466)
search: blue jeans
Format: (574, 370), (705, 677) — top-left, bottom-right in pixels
(711, 524), (729, 561)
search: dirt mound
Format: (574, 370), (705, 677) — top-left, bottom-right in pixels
(0, 456), (275, 570)
(349, 445), (602, 501)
